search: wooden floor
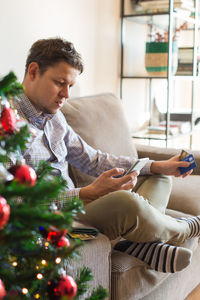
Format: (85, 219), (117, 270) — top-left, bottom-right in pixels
(185, 284), (200, 300)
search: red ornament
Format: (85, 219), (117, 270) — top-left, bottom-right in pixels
(48, 275), (77, 299)
(9, 164), (37, 186)
(0, 107), (17, 133)
(0, 196), (10, 230)
(47, 228), (70, 249)
(56, 236), (70, 249)
(0, 279), (6, 299)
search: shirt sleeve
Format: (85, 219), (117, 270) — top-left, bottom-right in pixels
(140, 160), (154, 175)
(53, 187), (81, 209)
(64, 123), (153, 177)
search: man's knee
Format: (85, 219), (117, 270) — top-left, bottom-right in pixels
(157, 174), (173, 188)
(110, 190), (144, 215)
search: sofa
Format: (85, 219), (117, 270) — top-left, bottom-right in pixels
(61, 93), (200, 300)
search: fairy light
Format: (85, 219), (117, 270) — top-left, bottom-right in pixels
(41, 259), (47, 265)
(22, 288), (28, 294)
(55, 257), (61, 264)
(36, 237), (43, 246)
(12, 261), (18, 267)
(36, 266), (39, 270)
(37, 273), (43, 280)
(35, 294), (40, 299)
(44, 242), (49, 247)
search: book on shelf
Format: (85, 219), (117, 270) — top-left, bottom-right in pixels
(177, 63), (193, 69)
(159, 120), (191, 133)
(147, 121), (191, 135)
(176, 64), (199, 75)
(147, 125), (179, 135)
(176, 63), (193, 74)
(139, 0), (194, 12)
(176, 47), (200, 74)
(178, 47), (194, 64)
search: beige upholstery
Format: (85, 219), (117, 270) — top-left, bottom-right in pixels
(61, 93), (200, 300)
(111, 211), (199, 300)
(67, 233), (111, 298)
(136, 143), (200, 215)
(112, 238), (200, 300)
(61, 93), (137, 187)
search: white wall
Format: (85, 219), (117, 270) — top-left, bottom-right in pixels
(0, 0), (121, 97)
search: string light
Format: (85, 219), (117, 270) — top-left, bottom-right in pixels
(35, 294), (40, 299)
(55, 257), (61, 264)
(12, 261), (18, 267)
(37, 273), (43, 280)
(22, 288), (28, 294)
(44, 241), (49, 249)
(36, 266), (39, 270)
(41, 259), (47, 265)
(36, 237), (43, 246)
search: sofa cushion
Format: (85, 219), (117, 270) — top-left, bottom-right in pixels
(168, 176), (200, 216)
(61, 93), (138, 187)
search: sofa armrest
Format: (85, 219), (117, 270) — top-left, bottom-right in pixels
(67, 233), (111, 298)
(135, 143), (200, 175)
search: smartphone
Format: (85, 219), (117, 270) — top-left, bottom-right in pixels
(124, 158), (149, 175)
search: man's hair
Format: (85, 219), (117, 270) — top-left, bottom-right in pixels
(25, 38), (84, 75)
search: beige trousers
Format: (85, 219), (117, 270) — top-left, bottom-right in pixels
(78, 175), (190, 245)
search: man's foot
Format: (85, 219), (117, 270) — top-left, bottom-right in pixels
(114, 240), (192, 273)
(180, 216), (200, 239)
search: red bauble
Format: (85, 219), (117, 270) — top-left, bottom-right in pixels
(47, 228), (70, 249)
(56, 236), (70, 249)
(0, 107), (17, 133)
(9, 164), (37, 186)
(0, 279), (6, 299)
(48, 275), (77, 299)
(0, 196), (10, 230)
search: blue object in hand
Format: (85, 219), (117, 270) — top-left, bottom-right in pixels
(179, 154), (197, 175)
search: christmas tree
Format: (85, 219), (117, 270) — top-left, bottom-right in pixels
(0, 72), (108, 300)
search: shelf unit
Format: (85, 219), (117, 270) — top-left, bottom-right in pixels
(120, 0), (200, 148)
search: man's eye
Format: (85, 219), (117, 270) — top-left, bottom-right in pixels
(55, 80), (64, 86)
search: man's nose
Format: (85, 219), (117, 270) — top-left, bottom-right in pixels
(60, 85), (70, 98)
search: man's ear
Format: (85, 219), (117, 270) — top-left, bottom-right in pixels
(27, 62), (40, 81)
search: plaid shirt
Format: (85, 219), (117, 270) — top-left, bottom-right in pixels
(13, 93), (152, 205)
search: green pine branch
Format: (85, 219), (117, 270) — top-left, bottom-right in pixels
(0, 72), (108, 300)
(0, 125), (30, 163)
(75, 267), (108, 300)
(0, 157), (85, 298)
(86, 286), (109, 300)
(0, 71), (23, 99)
(75, 267), (93, 298)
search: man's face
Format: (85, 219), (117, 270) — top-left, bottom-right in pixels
(26, 61), (79, 114)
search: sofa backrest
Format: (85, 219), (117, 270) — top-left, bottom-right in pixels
(61, 93), (138, 187)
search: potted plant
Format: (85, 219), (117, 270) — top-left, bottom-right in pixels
(145, 22), (187, 76)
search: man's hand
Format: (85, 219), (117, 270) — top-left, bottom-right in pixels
(150, 154), (192, 178)
(79, 168), (139, 204)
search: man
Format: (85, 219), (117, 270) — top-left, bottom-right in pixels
(13, 38), (200, 274)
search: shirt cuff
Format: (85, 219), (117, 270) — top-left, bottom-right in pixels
(140, 160), (154, 175)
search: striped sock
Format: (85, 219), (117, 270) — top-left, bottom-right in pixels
(114, 240), (192, 273)
(180, 216), (200, 239)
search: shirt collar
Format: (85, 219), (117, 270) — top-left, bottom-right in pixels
(17, 93), (54, 127)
